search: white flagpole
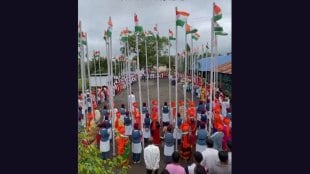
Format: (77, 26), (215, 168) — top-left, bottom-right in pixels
(85, 33), (93, 112)
(80, 43), (85, 100)
(108, 27), (116, 156)
(125, 41), (130, 109)
(136, 30), (144, 149)
(191, 35), (194, 102)
(155, 26), (160, 128)
(127, 40), (132, 96)
(168, 39), (172, 124)
(145, 36), (150, 110)
(93, 51), (98, 102)
(184, 21), (187, 116)
(209, 3), (216, 135)
(175, 6), (179, 151)
(98, 50), (103, 89)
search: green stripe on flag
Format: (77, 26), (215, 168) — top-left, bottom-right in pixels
(215, 31), (228, 36)
(192, 35), (198, 40)
(176, 19), (185, 27)
(213, 14), (222, 21)
(135, 26), (143, 32)
(186, 29), (198, 34)
(169, 36), (176, 40)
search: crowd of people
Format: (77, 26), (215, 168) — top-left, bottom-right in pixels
(78, 81), (232, 174)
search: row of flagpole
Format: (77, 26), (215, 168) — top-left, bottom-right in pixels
(78, 1), (229, 155)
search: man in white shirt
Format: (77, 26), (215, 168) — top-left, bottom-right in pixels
(209, 151), (231, 174)
(128, 92), (136, 112)
(220, 97), (230, 117)
(201, 138), (219, 173)
(144, 137), (160, 174)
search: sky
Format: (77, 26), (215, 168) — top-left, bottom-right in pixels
(78, 0), (231, 59)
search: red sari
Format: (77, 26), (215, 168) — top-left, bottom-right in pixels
(151, 120), (161, 145)
(180, 122), (191, 161)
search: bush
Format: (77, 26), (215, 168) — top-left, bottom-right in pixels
(78, 132), (130, 174)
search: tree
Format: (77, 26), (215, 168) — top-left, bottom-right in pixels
(120, 33), (171, 68)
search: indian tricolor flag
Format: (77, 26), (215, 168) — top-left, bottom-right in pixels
(106, 17), (112, 38)
(176, 10), (190, 27)
(192, 32), (200, 41)
(94, 50), (100, 57)
(144, 31), (153, 38)
(121, 28), (131, 42)
(134, 13), (143, 32)
(186, 24), (198, 34)
(213, 3), (222, 21)
(169, 29), (175, 40)
(81, 31), (87, 45)
(214, 21), (223, 32)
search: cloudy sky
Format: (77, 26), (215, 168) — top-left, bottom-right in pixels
(78, 0), (231, 59)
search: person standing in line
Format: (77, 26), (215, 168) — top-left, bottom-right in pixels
(124, 111), (132, 136)
(196, 122), (208, 153)
(165, 151), (187, 174)
(99, 121), (110, 160)
(151, 116), (161, 146)
(143, 112), (151, 144)
(188, 151), (206, 174)
(142, 102), (149, 121)
(128, 92), (136, 113)
(196, 101), (205, 127)
(162, 102), (170, 128)
(211, 124), (224, 151)
(200, 138), (219, 172)
(120, 104), (127, 122)
(132, 123), (142, 164)
(164, 125), (174, 164)
(208, 151), (231, 174)
(144, 137), (160, 174)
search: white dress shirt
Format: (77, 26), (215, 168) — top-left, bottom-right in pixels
(200, 147), (219, 172)
(144, 144), (160, 170)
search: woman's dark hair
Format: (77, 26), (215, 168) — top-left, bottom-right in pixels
(193, 151), (206, 174)
(206, 138), (214, 148)
(172, 151), (180, 163)
(193, 151), (203, 163)
(194, 165), (206, 174)
(218, 151), (228, 163)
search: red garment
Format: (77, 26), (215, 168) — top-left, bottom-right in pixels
(222, 125), (231, 151)
(151, 121), (161, 145)
(189, 121), (197, 145)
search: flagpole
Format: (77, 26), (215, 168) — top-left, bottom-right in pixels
(155, 27), (160, 129)
(168, 40), (172, 124)
(79, 39), (86, 126)
(136, 30), (144, 149)
(124, 41), (129, 108)
(127, 40), (132, 97)
(191, 35), (194, 102)
(93, 52), (98, 103)
(209, 3), (215, 135)
(184, 21), (187, 116)
(98, 51), (102, 90)
(85, 33), (93, 112)
(80, 42), (86, 102)
(175, 6), (179, 151)
(145, 36), (150, 110)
